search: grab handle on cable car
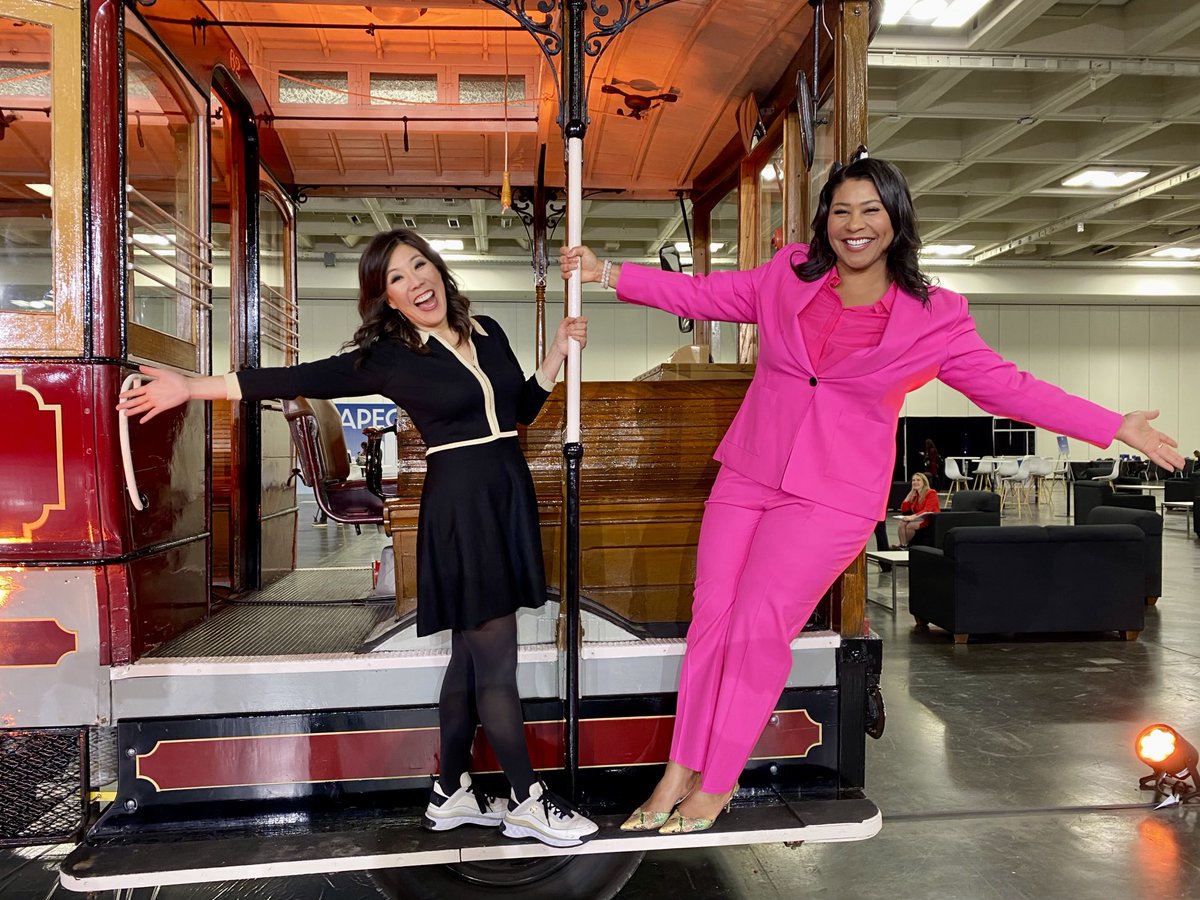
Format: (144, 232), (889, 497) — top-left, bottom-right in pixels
(118, 372), (147, 511)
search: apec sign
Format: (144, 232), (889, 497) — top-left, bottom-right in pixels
(335, 403), (398, 458)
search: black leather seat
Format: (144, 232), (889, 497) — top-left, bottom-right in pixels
(282, 396), (392, 528)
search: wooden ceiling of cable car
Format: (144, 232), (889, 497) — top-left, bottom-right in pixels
(219, 0), (812, 197)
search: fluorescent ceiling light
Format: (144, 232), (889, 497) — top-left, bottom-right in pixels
(674, 242), (726, 254)
(1061, 169), (1148, 189)
(132, 233), (173, 246)
(922, 244), (976, 257)
(933, 0), (990, 28)
(1150, 247), (1200, 259)
(882, 0), (991, 28)
(881, 0), (916, 25)
(26, 183), (52, 198)
(429, 239), (464, 251)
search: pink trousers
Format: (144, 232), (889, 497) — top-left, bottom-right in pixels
(671, 466), (874, 793)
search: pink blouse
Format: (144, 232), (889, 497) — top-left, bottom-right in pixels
(798, 269), (895, 371)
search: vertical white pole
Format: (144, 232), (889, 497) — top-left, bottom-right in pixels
(565, 135), (583, 444)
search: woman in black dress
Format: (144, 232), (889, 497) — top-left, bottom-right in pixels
(118, 229), (597, 848)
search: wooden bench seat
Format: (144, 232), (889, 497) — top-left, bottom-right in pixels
(383, 377), (864, 633)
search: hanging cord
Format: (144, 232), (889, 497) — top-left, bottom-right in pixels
(500, 25), (512, 210)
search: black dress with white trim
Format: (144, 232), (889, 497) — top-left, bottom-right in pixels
(234, 315), (554, 635)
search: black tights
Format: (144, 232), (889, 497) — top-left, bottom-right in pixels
(437, 613), (537, 802)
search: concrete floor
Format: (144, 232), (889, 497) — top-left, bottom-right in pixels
(4, 497), (1199, 899)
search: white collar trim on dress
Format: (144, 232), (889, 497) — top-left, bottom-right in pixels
(416, 317), (488, 345)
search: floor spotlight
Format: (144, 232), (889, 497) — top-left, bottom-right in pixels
(1136, 724), (1199, 804)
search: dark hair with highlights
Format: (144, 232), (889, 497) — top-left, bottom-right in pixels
(346, 229), (473, 358)
(793, 157), (933, 304)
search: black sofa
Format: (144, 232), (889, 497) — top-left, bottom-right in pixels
(1086, 506), (1162, 604)
(909, 490), (1001, 550)
(909, 525), (1145, 644)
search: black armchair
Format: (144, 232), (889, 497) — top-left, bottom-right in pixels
(1087, 506), (1162, 604)
(1163, 475), (1200, 537)
(1073, 481), (1155, 524)
(908, 490), (1001, 550)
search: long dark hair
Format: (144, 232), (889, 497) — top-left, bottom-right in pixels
(794, 157), (932, 304)
(347, 229), (473, 357)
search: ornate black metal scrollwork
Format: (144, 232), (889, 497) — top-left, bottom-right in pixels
(483, 0), (682, 129)
(481, 2), (563, 80)
(584, 0), (681, 57)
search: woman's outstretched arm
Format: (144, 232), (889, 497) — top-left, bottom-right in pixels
(117, 366), (229, 423)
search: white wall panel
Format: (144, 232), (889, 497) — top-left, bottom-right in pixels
(1088, 308), (1121, 416)
(1148, 308), (1180, 453)
(1179, 309), (1200, 455)
(1029, 307), (1061, 457)
(1117, 309), (1150, 420)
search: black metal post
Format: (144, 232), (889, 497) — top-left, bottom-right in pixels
(563, 440), (583, 800)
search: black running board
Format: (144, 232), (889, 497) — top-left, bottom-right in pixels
(61, 797), (880, 892)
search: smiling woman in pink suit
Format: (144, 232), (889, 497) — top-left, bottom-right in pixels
(561, 157), (1185, 835)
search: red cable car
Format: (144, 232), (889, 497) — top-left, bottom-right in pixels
(0, 2), (885, 896)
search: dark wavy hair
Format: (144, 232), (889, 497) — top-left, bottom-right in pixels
(347, 229), (473, 357)
(793, 157), (932, 304)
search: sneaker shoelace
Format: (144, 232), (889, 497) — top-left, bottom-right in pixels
(538, 788), (581, 822)
(468, 783), (497, 814)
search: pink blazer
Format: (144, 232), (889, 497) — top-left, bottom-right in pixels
(617, 245), (1123, 521)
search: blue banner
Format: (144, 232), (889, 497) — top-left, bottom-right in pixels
(335, 403), (398, 462)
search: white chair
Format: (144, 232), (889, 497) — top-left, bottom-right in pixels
(1093, 458), (1121, 485)
(1040, 457), (1069, 507)
(995, 458), (1029, 514)
(973, 456), (997, 491)
(1024, 456), (1053, 506)
(944, 456), (972, 496)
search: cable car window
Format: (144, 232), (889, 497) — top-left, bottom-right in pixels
(258, 187), (296, 368)
(710, 189), (738, 363)
(0, 24), (53, 317)
(0, 8), (83, 356)
(124, 31), (209, 370)
(759, 146), (785, 264)
(370, 73), (438, 104)
(458, 74), (525, 104)
(279, 71), (349, 105)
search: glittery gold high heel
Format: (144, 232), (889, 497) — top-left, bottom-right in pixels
(657, 783), (738, 835)
(619, 776), (698, 832)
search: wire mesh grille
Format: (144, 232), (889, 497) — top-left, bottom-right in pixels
(232, 567), (376, 604)
(0, 728), (86, 846)
(147, 603), (396, 658)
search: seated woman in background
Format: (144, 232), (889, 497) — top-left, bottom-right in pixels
(896, 472), (939, 548)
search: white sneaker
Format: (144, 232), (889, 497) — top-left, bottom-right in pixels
(422, 773), (507, 831)
(501, 781), (599, 847)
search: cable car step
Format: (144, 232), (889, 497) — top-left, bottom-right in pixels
(60, 796), (880, 892)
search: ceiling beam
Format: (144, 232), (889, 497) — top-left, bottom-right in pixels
(974, 165), (1200, 262)
(868, 50), (1200, 78)
(362, 198), (391, 232)
(470, 199), (490, 253)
